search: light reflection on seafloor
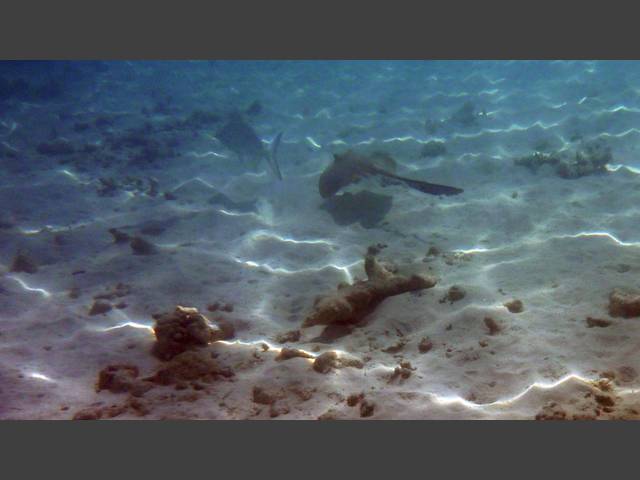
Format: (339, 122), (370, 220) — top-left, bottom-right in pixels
(21, 308), (636, 414)
(6, 222), (640, 415)
(7, 60), (640, 419)
(25, 326), (640, 413)
(6, 275), (52, 297)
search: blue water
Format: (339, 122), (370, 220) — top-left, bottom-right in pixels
(2, 60), (640, 419)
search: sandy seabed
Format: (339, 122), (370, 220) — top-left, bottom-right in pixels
(1, 61), (640, 419)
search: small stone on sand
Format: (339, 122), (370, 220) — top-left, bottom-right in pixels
(10, 252), (38, 274)
(360, 400), (375, 418)
(89, 300), (112, 316)
(108, 228), (130, 244)
(504, 299), (524, 313)
(484, 316), (501, 335)
(586, 317), (613, 328)
(130, 236), (157, 255)
(313, 351), (338, 374)
(97, 364), (151, 397)
(151, 306), (224, 360)
(252, 386), (276, 405)
(275, 348), (314, 361)
(418, 337), (433, 353)
(275, 330), (301, 344)
(440, 285), (466, 304)
(608, 290), (640, 318)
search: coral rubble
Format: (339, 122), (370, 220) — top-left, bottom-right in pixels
(504, 299), (524, 313)
(302, 251), (436, 329)
(440, 285), (466, 304)
(10, 252), (38, 274)
(146, 350), (233, 386)
(151, 306), (225, 360)
(608, 290), (640, 318)
(130, 236), (158, 255)
(515, 140), (612, 179)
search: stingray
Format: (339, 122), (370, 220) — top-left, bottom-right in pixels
(215, 111), (283, 180)
(318, 150), (463, 198)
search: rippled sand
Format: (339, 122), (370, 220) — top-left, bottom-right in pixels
(1, 61), (640, 419)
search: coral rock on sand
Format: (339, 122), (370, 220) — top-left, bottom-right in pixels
(89, 300), (112, 316)
(313, 351), (339, 374)
(586, 317), (613, 328)
(534, 377), (640, 420)
(302, 252), (436, 328)
(108, 228), (130, 244)
(97, 364), (138, 392)
(213, 316), (236, 340)
(389, 361), (415, 382)
(275, 329), (301, 344)
(146, 350), (233, 386)
(440, 285), (466, 304)
(130, 236), (157, 255)
(312, 351), (364, 374)
(97, 364), (152, 396)
(504, 299), (524, 313)
(151, 306), (225, 360)
(608, 290), (640, 318)
(10, 252), (38, 274)
(252, 386), (276, 405)
(73, 404), (129, 420)
(381, 339), (406, 354)
(418, 337), (433, 353)
(515, 140), (611, 179)
(347, 392), (365, 406)
(484, 316), (502, 335)
(360, 400), (375, 418)
(275, 348), (314, 361)
(94, 282), (131, 301)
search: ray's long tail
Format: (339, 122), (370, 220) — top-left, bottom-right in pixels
(370, 166), (463, 196)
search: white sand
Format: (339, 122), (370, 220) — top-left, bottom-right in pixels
(1, 60), (640, 419)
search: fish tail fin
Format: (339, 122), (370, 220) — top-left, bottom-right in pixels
(269, 132), (284, 180)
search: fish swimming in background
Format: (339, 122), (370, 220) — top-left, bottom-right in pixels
(215, 111), (283, 180)
(318, 150), (463, 198)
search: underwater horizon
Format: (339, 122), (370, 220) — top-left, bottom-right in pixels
(2, 60), (640, 419)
